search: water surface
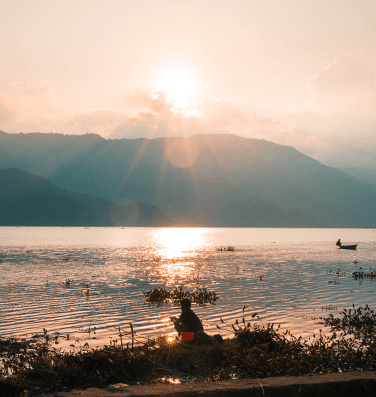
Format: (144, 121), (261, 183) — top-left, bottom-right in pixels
(1, 227), (376, 348)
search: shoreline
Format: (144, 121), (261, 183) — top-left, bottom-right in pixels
(3, 306), (376, 396)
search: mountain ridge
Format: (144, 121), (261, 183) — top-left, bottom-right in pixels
(1, 131), (375, 227)
(0, 168), (173, 227)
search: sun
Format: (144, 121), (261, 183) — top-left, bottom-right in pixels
(158, 68), (195, 108)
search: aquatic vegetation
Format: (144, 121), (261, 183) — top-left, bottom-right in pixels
(328, 268), (345, 276)
(352, 269), (376, 279)
(321, 305), (338, 311)
(191, 286), (219, 305)
(143, 287), (172, 304)
(143, 285), (219, 305)
(216, 246), (235, 252)
(80, 285), (100, 296)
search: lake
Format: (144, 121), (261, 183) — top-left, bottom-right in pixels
(1, 227), (376, 349)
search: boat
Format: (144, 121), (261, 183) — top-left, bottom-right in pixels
(337, 244), (357, 250)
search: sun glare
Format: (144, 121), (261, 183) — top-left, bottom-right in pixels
(152, 228), (206, 259)
(159, 68), (195, 107)
(145, 228), (209, 283)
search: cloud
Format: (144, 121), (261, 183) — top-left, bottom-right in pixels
(0, 83), (255, 139)
(56, 110), (128, 136)
(0, 80), (57, 131)
(122, 90), (174, 114)
(2, 71), (376, 167)
(0, 82), (296, 149)
(111, 93), (253, 139)
(13, 79), (54, 98)
(0, 80), (59, 132)
(270, 55), (376, 160)
(308, 54), (376, 111)
(0, 94), (18, 123)
(194, 97), (249, 132)
(11, 80), (56, 112)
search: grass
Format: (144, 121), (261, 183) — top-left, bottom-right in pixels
(2, 306), (376, 396)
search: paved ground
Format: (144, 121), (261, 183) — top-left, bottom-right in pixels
(44, 371), (376, 397)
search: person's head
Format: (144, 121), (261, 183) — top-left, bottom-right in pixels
(180, 298), (191, 310)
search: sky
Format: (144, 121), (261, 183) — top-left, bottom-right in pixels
(1, 0), (376, 167)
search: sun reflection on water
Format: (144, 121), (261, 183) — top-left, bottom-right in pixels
(152, 228), (209, 259)
(159, 261), (195, 281)
(148, 228), (209, 283)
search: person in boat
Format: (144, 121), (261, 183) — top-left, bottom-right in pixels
(171, 298), (203, 336)
(336, 239), (341, 247)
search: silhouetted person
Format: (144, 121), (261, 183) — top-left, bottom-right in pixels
(171, 298), (203, 336)
(336, 239), (341, 247)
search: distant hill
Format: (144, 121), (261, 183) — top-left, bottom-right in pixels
(337, 167), (376, 185)
(0, 168), (173, 226)
(315, 149), (376, 185)
(1, 130), (376, 227)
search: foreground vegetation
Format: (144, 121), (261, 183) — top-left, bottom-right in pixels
(2, 305), (376, 396)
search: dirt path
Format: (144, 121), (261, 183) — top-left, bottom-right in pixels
(44, 371), (376, 397)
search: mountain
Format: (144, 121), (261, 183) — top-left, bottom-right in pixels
(314, 148), (376, 186)
(336, 167), (376, 185)
(1, 130), (376, 227)
(0, 168), (173, 226)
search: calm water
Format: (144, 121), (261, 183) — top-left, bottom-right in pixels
(1, 227), (376, 349)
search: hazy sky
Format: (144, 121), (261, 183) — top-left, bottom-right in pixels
(1, 0), (376, 166)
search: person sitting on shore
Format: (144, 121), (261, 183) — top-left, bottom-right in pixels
(336, 239), (341, 247)
(171, 298), (203, 336)
(171, 298), (223, 344)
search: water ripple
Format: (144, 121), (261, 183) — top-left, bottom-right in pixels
(1, 227), (376, 347)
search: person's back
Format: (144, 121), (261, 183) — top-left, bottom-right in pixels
(173, 298), (203, 335)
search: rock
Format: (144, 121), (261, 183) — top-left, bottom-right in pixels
(106, 383), (130, 392)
